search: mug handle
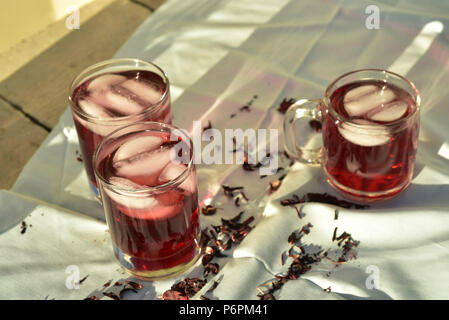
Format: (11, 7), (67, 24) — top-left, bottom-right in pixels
(283, 99), (323, 165)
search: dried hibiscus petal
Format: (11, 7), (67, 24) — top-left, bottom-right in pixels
(277, 98), (296, 114)
(161, 290), (189, 300)
(103, 292), (120, 300)
(203, 263), (220, 277)
(201, 205), (218, 216)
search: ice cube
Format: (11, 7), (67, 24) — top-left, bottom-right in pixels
(121, 79), (163, 105)
(125, 201), (181, 220)
(344, 87), (395, 117)
(78, 98), (113, 118)
(72, 112), (118, 137)
(133, 202), (181, 220)
(88, 74), (126, 92)
(109, 176), (147, 190)
(159, 163), (196, 194)
(148, 191), (184, 220)
(366, 101), (408, 122)
(105, 176), (158, 210)
(113, 148), (172, 186)
(113, 134), (164, 163)
(106, 177), (181, 220)
(343, 85), (377, 103)
(337, 119), (390, 147)
(101, 88), (147, 115)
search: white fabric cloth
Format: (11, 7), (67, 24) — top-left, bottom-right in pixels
(1, 0), (449, 299)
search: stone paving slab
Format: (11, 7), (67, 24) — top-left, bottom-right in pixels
(0, 0), (166, 189)
(0, 98), (48, 189)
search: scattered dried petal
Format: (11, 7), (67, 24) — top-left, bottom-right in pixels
(277, 98), (295, 114)
(202, 205), (218, 216)
(309, 119), (322, 132)
(126, 281), (143, 290)
(161, 290), (189, 300)
(77, 275), (88, 285)
(103, 292), (120, 300)
(203, 263), (220, 277)
(20, 221), (27, 234)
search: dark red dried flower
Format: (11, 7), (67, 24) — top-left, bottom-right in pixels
(203, 263), (220, 277)
(20, 221), (27, 234)
(222, 185), (244, 197)
(280, 192), (369, 210)
(161, 290), (189, 300)
(166, 211), (254, 300)
(309, 119), (322, 132)
(77, 275), (88, 285)
(258, 293), (276, 300)
(103, 292), (120, 300)
(268, 174), (287, 195)
(277, 98), (296, 114)
(119, 287), (138, 299)
(203, 120), (212, 132)
(201, 205), (218, 216)
(125, 281), (143, 290)
(207, 280), (220, 293)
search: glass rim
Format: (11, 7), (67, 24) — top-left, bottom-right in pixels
(323, 68), (421, 128)
(68, 58), (170, 124)
(93, 121), (194, 195)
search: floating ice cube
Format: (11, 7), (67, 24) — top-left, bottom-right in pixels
(366, 101), (408, 122)
(88, 74), (126, 92)
(105, 176), (158, 210)
(343, 85), (377, 103)
(101, 88), (147, 115)
(159, 163), (196, 194)
(113, 134), (164, 163)
(78, 98), (113, 118)
(106, 176), (181, 220)
(344, 87), (395, 117)
(109, 176), (147, 190)
(72, 112), (118, 137)
(121, 79), (163, 105)
(130, 202), (181, 220)
(337, 119), (390, 147)
(113, 148), (172, 186)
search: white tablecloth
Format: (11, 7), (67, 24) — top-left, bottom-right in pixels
(1, 0), (449, 299)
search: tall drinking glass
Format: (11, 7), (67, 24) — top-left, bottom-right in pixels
(69, 58), (171, 195)
(94, 122), (200, 280)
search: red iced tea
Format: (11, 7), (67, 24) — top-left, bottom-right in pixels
(95, 125), (200, 279)
(322, 80), (419, 200)
(70, 61), (171, 193)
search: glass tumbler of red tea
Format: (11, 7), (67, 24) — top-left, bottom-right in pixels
(94, 121), (200, 280)
(283, 69), (420, 202)
(69, 58), (172, 196)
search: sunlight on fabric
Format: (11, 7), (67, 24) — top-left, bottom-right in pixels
(152, 0), (290, 104)
(437, 141), (449, 161)
(262, 202), (280, 218)
(389, 20), (444, 75)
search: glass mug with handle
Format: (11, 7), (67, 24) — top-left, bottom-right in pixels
(283, 69), (420, 203)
